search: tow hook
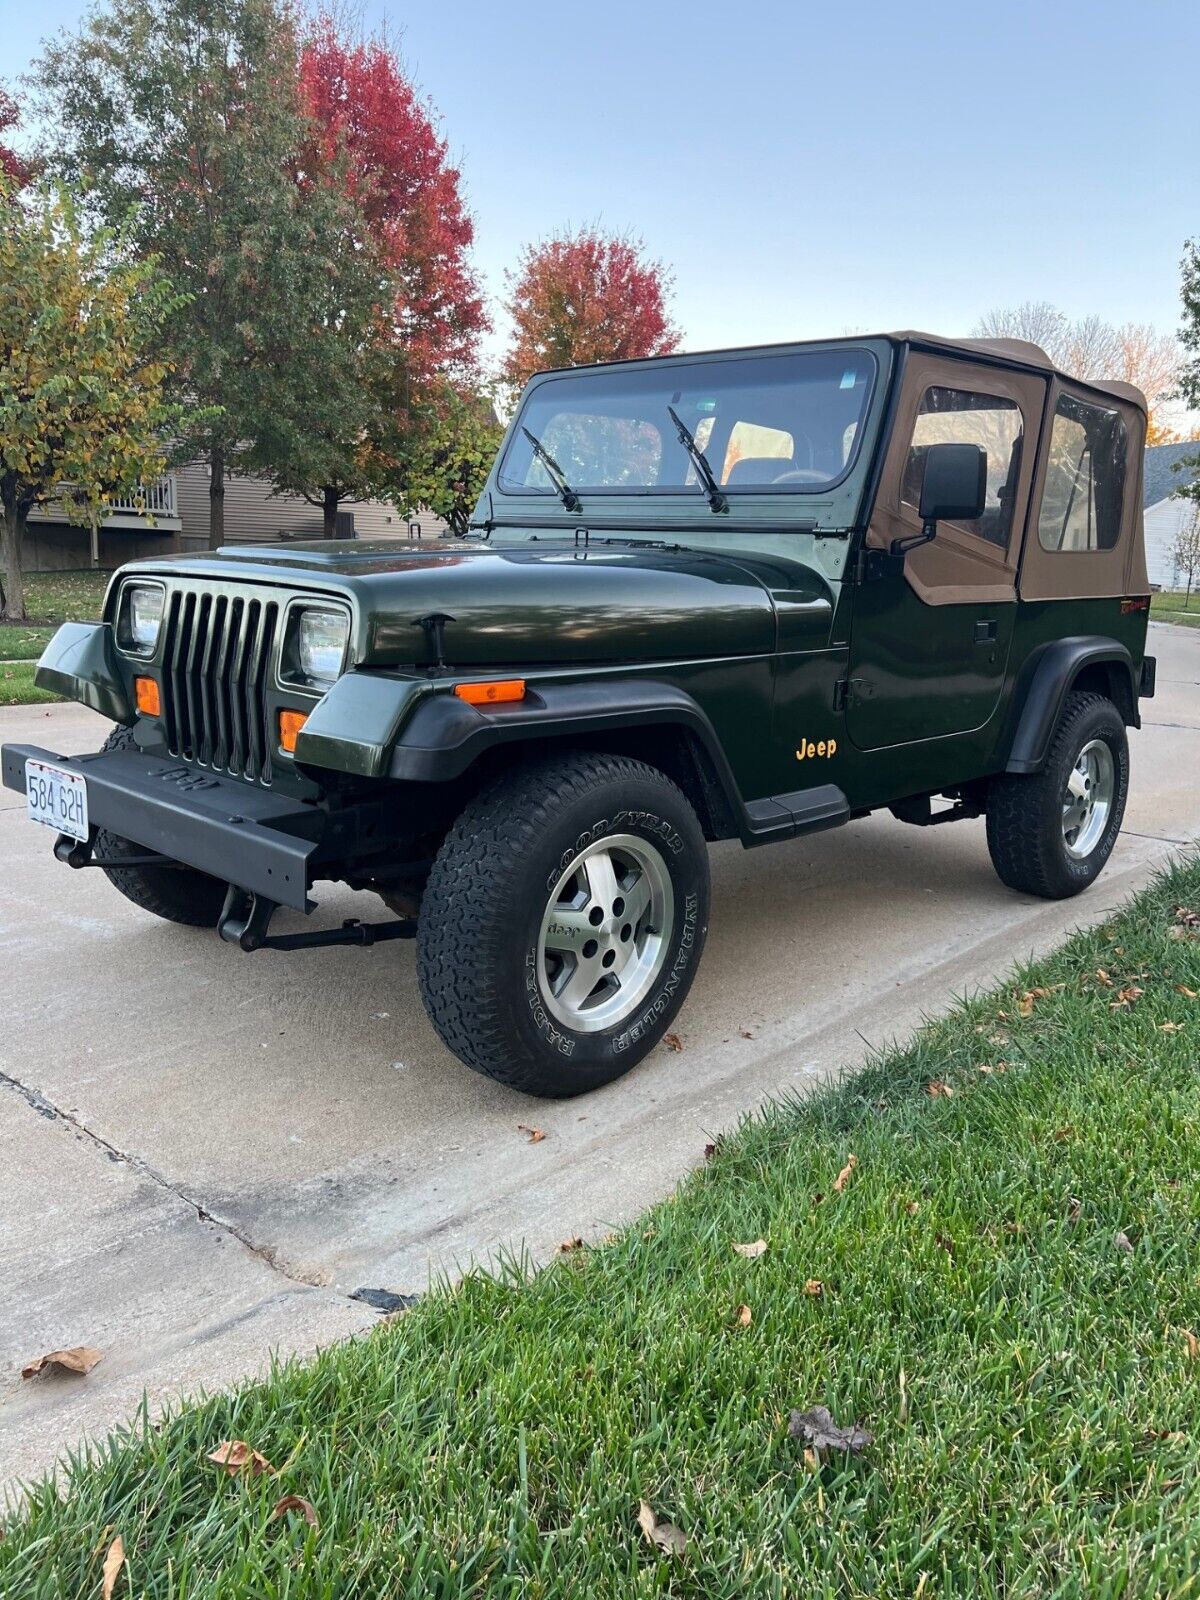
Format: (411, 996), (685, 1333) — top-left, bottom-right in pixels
(218, 885), (417, 953)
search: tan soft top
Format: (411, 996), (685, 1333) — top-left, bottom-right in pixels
(885, 330), (1148, 413)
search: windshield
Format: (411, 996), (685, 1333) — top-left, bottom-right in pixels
(498, 348), (878, 499)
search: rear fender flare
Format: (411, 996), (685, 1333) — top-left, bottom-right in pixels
(1003, 637), (1139, 775)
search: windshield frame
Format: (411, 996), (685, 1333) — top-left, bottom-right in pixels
(495, 343), (882, 504)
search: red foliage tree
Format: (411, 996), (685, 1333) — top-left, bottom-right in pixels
(503, 227), (680, 389)
(298, 21), (486, 387)
(0, 87), (30, 188)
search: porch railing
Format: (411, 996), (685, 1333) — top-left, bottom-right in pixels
(103, 476), (178, 518)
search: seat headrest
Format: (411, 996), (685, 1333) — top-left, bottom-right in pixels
(724, 456), (796, 486)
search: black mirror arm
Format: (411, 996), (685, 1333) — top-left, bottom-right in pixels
(889, 518), (938, 558)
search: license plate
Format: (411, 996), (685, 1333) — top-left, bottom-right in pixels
(25, 759), (89, 842)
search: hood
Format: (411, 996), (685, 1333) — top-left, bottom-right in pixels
(127, 537), (834, 667)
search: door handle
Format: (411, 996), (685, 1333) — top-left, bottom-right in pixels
(974, 619), (997, 644)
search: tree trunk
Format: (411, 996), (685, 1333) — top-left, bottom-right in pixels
(1, 493), (28, 621)
(208, 443), (226, 551)
(322, 485), (339, 539)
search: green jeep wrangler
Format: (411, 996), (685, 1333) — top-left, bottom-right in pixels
(4, 332), (1155, 1096)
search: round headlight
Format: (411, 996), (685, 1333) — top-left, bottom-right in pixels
(125, 585), (164, 652)
(298, 608), (349, 682)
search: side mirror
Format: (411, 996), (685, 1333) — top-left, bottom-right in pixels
(890, 442), (987, 557)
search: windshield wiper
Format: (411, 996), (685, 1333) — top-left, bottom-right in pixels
(521, 427), (582, 512)
(667, 405), (728, 514)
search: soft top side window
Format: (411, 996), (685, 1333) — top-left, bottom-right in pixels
(1037, 393), (1127, 553)
(902, 386), (1024, 549)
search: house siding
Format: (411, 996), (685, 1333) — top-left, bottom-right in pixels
(1145, 495), (1195, 590)
(175, 462), (446, 552)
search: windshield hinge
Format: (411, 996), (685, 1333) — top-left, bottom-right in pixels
(574, 526), (590, 548)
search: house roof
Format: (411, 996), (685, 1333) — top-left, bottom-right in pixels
(1144, 442), (1200, 509)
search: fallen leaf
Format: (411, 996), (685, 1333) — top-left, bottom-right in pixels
(1003, 1221), (1024, 1235)
(703, 1140), (719, 1161)
(272, 1494), (319, 1529)
(101, 1535), (124, 1600)
(663, 1032), (683, 1052)
(1168, 925), (1193, 940)
(740, 1029), (755, 1040)
(21, 1346), (104, 1380)
(1175, 905), (1199, 927)
(1114, 1230), (1135, 1254)
(1017, 993), (1036, 1018)
(517, 1124), (545, 1144)
(1068, 1197), (1082, 1224)
(1052, 1126), (1075, 1142)
(1176, 985), (1198, 999)
(733, 1239), (768, 1259)
(1159, 1021), (1185, 1034)
(833, 1154), (858, 1193)
(803, 1446), (820, 1472)
(1095, 968), (1114, 986)
(1112, 985), (1144, 1009)
(788, 1405), (873, 1459)
(637, 1500), (687, 1558)
(926, 1080), (953, 1098)
(351, 1287), (420, 1314)
(207, 1440), (274, 1477)
(804, 1279), (824, 1297)
(935, 1232), (955, 1257)
(1182, 1330), (1199, 1362)
(558, 1236), (584, 1253)
(734, 1303), (753, 1328)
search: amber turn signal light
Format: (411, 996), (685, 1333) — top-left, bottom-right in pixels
(279, 709), (308, 752)
(134, 676), (161, 717)
(454, 679), (526, 706)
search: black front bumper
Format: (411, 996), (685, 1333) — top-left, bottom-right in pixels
(1, 742), (325, 910)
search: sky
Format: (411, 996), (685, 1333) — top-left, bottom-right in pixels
(5, 0), (1200, 377)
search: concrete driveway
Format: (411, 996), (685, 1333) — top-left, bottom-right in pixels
(3, 620), (1198, 1492)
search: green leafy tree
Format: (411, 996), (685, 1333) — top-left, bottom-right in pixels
(394, 383), (504, 536)
(30, 0), (350, 549)
(0, 182), (176, 620)
(1178, 239), (1200, 502)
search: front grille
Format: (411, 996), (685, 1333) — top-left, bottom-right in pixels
(161, 588), (281, 785)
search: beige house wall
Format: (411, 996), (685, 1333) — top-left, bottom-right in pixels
(175, 462), (447, 552)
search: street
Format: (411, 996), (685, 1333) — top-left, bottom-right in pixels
(3, 619), (1198, 1492)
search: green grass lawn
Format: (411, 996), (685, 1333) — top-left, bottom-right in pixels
(5, 861), (1200, 1598)
(0, 661), (61, 707)
(0, 570), (112, 700)
(1151, 590), (1200, 629)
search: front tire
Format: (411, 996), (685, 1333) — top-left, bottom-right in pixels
(417, 752), (711, 1096)
(986, 691), (1129, 899)
(94, 726), (228, 927)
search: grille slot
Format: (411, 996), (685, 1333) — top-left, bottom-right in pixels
(161, 588), (281, 785)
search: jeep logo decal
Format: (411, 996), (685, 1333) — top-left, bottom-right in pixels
(795, 737), (837, 761)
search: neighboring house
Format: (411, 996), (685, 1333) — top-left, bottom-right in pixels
(23, 462), (447, 572)
(1143, 442), (1200, 590)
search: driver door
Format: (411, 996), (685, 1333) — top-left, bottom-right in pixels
(846, 354), (1046, 751)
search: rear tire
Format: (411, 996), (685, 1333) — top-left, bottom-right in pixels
(986, 691), (1128, 900)
(94, 726), (228, 927)
(417, 751), (710, 1096)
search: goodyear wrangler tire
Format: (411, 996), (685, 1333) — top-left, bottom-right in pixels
(93, 725), (227, 928)
(986, 691), (1129, 900)
(417, 752), (710, 1096)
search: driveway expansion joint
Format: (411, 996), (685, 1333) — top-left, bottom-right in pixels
(0, 1068), (329, 1292)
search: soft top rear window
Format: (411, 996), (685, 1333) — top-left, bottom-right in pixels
(498, 349), (878, 498)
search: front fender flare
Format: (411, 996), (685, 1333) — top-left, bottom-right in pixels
(1002, 636), (1138, 775)
(34, 621), (133, 724)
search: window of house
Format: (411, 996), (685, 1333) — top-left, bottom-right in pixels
(902, 386), (1024, 548)
(1037, 393), (1127, 552)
